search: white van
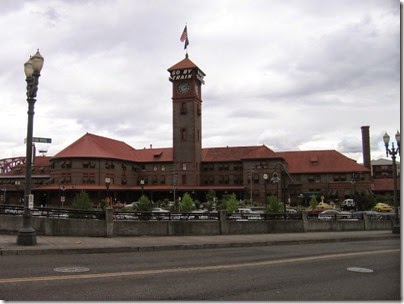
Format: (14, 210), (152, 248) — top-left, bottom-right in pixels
(341, 199), (356, 211)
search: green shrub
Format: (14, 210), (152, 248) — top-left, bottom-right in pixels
(266, 195), (283, 213)
(180, 192), (194, 212)
(136, 195), (152, 212)
(71, 190), (93, 210)
(226, 193), (239, 213)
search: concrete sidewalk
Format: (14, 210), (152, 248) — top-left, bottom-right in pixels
(0, 230), (399, 256)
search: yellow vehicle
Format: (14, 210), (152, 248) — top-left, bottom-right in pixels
(316, 202), (333, 210)
(372, 203), (393, 212)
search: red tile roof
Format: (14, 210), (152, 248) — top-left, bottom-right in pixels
(167, 56), (205, 75)
(202, 145), (279, 162)
(52, 133), (137, 161)
(278, 150), (370, 174)
(134, 147), (173, 162)
(49, 133), (371, 177)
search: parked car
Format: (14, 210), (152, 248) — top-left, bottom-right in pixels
(341, 199), (356, 211)
(151, 208), (169, 213)
(229, 208), (261, 220)
(124, 202), (138, 209)
(250, 207), (265, 214)
(372, 203), (393, 212)
(318, 210), (351, 220)
(236, 208), (255, 214)
(112, 203), (125, 209)
(316, 202), (333, 210)
(351, 210), (380, 220)
(189, 210), (209, 220)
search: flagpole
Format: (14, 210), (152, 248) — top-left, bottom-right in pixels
(180, 24), (189, 57)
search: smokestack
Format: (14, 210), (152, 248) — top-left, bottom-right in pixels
(361, 126), (371, 170)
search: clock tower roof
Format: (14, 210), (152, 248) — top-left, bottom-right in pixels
(168, 55), (205, 75)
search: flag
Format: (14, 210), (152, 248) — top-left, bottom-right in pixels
(180, 25), (189, 49)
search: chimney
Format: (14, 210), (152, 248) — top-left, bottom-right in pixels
(361, 126), (371, 170)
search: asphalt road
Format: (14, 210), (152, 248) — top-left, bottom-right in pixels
(0, 239), (400, 301)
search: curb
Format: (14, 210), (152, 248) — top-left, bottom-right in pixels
(0, 234), (399, 256)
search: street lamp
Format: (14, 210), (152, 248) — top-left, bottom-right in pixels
(140, 179), (145, 196)
(383, 131), (400, 234)
(15, 181), (21, 204)
(2, 188), (6, 204)
(249, 168), (254, 204)
(263, 173), (268, 209)
(105, 177), (111, 208)
(60, 185), (66, 208)
(17, 49), (44, 246)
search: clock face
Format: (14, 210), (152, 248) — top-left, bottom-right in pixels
(178, 82), (190, 94)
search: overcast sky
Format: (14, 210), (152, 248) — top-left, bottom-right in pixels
(0, 0), (400, 164)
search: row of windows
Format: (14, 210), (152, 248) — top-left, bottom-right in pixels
(203, 175), (243, 185)
(50, 173), (249, 186)
(51, 172), (370, 186)
(202, 163), (243, 171)
(53, 160), (175, 172)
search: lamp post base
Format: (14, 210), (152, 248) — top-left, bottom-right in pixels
(17, 228), (37, 246)
(392, 224), (400, 234)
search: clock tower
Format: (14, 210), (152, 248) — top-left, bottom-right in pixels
(168, 55), (205, 186)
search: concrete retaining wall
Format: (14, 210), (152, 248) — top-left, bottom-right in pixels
(0, 211), (393, 237)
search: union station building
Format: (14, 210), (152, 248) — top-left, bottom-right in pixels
(0, 55), (379, 207)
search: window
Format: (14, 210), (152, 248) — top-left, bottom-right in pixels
(181, 128), (187, 141)
(160, 175), (166, 184)
(62, 161), (71, 168)
(82, 173), (95, 184)
(61, 173), (71, 184)
(181, 103), (187, 114)
(182, 163), (187, 171)
(105, 162), (115, 169)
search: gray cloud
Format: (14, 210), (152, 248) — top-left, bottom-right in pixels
(0, 0), (399, 164)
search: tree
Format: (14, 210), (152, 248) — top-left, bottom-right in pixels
(352, 191), (377, 210)
(71, 190), (93, 210)
(226, 193), (239, 213)
(266, 195), (283, 213)
(309, 194), (318, 210)
(206, 189), (216, 203)
(136, 195), (152, 212)
(180, 192), (194, 212)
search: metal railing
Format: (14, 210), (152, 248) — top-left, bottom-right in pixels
(226, 212), (303, 221)
(113, 211), (220, 221)
(0, 204), (105, 220)
(2, 205), (394, 223)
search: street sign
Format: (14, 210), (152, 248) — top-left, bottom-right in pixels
(24, 137), (52, 144)
(32, 137), (52, 143)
